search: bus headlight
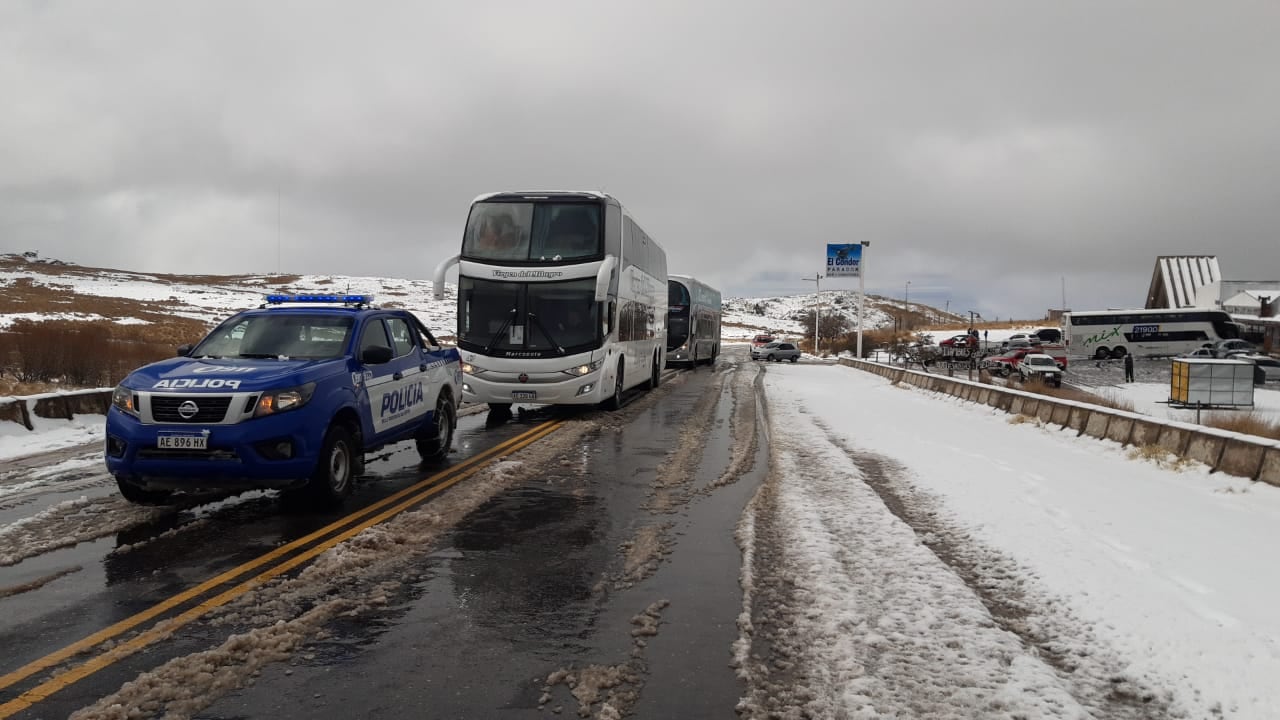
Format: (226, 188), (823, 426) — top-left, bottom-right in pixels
(462, 362), (487, 376)
(562, 360), (602, 377)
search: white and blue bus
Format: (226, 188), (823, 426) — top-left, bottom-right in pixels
(434, 191), (667, 411)
(1063, 308), (1241, 359)
(666, 274), (721, 366)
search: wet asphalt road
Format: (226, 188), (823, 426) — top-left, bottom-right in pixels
(1, 351), (765, 719)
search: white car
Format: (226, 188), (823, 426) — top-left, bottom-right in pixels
(1015, 353), (1064, 387)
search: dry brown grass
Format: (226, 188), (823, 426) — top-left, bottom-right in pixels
(1012, 380), (1136, 413)
(1201, 411), (1280, 441)
(1127, 444), (1195, 471)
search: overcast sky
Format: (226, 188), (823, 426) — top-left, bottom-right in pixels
(3, 1), (1278, 320)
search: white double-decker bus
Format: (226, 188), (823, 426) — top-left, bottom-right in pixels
(1063, 308), (1241, 359)
(666, 275), (721, 366)
(434, 191), (667, 411)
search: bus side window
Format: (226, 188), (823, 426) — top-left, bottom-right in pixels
(606, 301), (616, 336)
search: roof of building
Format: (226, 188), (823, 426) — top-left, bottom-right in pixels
(1145, 256), (1221, 309)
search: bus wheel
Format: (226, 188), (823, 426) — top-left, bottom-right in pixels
(1110, 347), (1127, 359)
(710, 345), (718, 365)
(1094, 347), (1110, 360)
(646, 351), (661, 390)
(603, 360), (625, 410)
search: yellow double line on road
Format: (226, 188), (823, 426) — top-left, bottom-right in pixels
(0, 419), (562, 718)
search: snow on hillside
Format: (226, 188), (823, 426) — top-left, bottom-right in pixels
(1, 254), (960, 341)
(722, 290), (963, 340)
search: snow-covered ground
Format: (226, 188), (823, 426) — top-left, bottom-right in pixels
(745, 363), (1280, 718)
(0, 411), (103, 462)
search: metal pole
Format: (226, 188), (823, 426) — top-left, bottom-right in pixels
(856, 252), (866, 359)
(801, 273), (822, 356)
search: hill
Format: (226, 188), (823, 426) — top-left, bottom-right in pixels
(0, 253), (960, 343)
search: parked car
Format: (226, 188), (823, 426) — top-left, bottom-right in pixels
(939, 333), (972, 348)
(1015, 353), (1065, 387)
(1180, 347), (1216, 358)
(1032, 328), (1062, 344)
(751, 334), (776, 348)
(751, 341), (801, 362)
(1000, 333), (1039, 351)
(1234, 354), (1280, 384)
(1211, 339), (1256, 358)
(983, 345), (1068, 376)
(105, 294), (462, 506)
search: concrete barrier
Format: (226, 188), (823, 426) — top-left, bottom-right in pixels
(839, 358), (1280, 484)
(0, 388), (113, 431)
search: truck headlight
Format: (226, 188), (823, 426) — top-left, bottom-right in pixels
(254, 383), (316, 417)
(562, 360), (602, 377)
(112, 385), (139, 417)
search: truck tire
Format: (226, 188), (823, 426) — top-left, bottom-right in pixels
(416, 393), (455, 464)
(302, 424), (355, 507)
(116, 478), (173, 506)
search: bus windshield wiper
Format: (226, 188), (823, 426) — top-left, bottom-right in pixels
(526, 312), (565, 356)
(484, 308), (518, 354)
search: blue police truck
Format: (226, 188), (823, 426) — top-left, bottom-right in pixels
(105, 294), (462, 506)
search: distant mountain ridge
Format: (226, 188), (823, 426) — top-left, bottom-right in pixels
(0, 253), (962, 340)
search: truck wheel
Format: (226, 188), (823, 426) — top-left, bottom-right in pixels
(115, 477), (173, 506)
(789, 355), (798, 363)
(417, 393), (455, 464)
(304, 424), (355, 507)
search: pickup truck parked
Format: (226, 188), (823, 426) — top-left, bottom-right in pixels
(1014, 353), (1065, 387)
(982, 344), (1068, 377)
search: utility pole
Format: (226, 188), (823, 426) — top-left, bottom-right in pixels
(856, 241), (870, 359)
(904, 280), (911, 331)
(802, 273), (823, 356)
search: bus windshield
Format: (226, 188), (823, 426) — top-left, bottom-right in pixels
(462, 202), (602, 263)
(667, 281), (690, 351)
(458, 277), (601, 356)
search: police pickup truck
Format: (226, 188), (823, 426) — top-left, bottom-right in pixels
(105, 294), (462, 506)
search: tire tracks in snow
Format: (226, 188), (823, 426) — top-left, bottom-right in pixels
(734, 395), (1186, 719)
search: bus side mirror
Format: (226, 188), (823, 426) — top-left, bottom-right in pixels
(594, 255), (618, 302)
(432, 255), (459, 301)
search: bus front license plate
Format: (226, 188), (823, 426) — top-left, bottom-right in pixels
(512, 391), (537, 401)
(158, 434), (207, 450)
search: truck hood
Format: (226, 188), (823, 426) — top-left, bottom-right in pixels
(122, 357), (346, 392)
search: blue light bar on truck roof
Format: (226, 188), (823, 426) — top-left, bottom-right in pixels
(264, 294), (375, 305)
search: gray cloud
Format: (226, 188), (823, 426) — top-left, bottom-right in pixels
(3, 1), (1278, 319)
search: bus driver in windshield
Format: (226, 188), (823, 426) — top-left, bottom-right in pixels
(475, 212), (523, 258)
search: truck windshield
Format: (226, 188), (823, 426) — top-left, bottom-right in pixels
(192, 314), (353, 360)
(462, 202), (602, 263)
(458, 277), (601, 357)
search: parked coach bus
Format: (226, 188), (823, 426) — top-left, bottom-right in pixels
(666, 274), (721, 366)
(1063, 308), (1240, 359)
(434, 191), (668, 411)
